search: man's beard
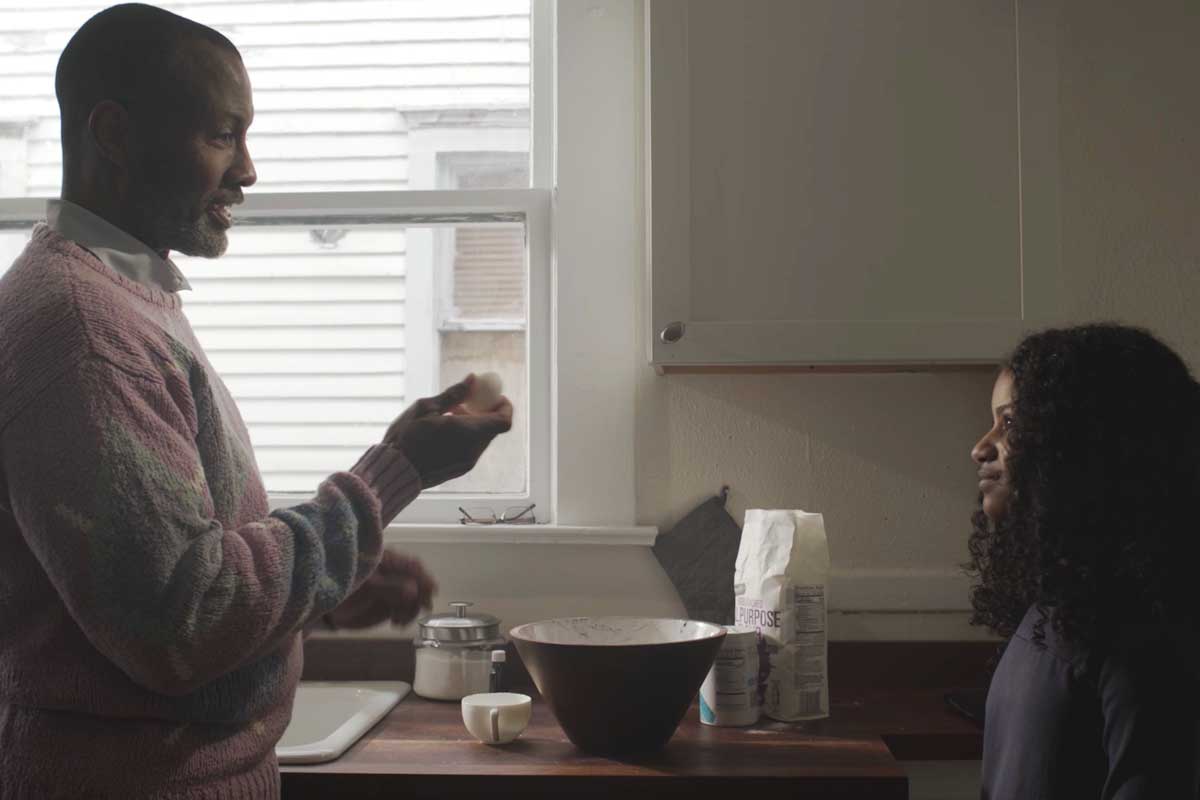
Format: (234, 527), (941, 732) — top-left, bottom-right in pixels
(130, 178), (228, 259)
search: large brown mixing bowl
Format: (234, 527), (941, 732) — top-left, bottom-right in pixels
(509, 617), (725, 756)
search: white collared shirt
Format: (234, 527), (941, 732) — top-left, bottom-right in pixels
(46, 199), (192, 293)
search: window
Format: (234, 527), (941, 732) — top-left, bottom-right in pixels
(0, 0), (552, 524)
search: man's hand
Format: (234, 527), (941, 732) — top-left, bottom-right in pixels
(384, 375), (514, 488)
(326, 549), (437, 629)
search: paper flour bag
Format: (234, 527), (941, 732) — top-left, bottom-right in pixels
(734, 509), (830, 721)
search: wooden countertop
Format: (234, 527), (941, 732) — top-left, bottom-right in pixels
(280, 687), (983, 799)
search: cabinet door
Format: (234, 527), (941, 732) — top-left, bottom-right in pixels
(647, 0), (1061, 368)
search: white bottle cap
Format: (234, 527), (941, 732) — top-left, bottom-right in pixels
(491, 649), (507, 663)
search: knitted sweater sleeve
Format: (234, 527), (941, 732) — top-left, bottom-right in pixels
(0, 355), (420, 696)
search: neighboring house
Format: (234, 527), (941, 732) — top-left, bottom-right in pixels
(0, 0), (532, 499)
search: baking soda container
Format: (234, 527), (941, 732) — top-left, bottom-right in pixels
(699, 627), (761, 726)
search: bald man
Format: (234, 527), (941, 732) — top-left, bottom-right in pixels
(0, 5), (512, 798)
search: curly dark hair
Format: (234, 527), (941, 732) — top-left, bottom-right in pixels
(966, 323), (1200, 652)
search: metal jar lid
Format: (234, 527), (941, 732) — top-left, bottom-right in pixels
(418, 601), (500, 643)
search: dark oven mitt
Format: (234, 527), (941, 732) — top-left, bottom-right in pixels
(652, 490), (741, 625)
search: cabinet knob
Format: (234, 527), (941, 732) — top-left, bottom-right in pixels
(660, 321), (686, 343)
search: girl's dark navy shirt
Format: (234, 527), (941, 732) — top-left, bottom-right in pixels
(982, 606), (1200, 799)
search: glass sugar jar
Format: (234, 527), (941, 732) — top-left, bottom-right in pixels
(413, 601), (506, 701)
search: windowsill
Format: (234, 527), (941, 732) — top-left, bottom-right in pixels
(382, 523), (657, 546)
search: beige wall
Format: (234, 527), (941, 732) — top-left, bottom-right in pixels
(635, 0), (1200, 639)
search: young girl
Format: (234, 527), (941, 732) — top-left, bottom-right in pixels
(969, 324), (1200, 799)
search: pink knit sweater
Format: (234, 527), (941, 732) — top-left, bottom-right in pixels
(0, 226), (421, 799)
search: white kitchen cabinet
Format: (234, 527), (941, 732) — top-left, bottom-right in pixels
(646, 0), (1061, 369)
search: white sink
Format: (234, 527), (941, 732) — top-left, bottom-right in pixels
(277, 681), (410, 764)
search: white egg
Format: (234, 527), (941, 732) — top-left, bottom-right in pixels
(465, 372), (503, 413)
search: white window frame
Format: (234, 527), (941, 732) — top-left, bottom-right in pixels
(0, 0), (557, 529)
(2, 0), (652, 540)
(547, 0), (643, 529)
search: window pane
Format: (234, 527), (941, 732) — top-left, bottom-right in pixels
(451, 226), (526, 321)
(174, 221), (528, 497)
(0, 0), (531, 197)
(436, 328), (526, 495)
(0, 228), (32, 278)
(440, 153), (530, 323)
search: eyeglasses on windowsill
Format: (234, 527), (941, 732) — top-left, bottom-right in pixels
(458, 503), (537, 525)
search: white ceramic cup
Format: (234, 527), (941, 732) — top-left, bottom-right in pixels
(461, 692), (532, 745)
